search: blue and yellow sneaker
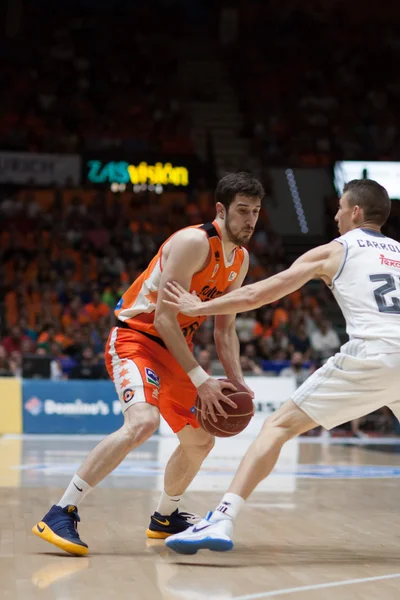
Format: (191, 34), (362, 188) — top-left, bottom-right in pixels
(32, 505), (88, 556)
(146, 509), (199, 539)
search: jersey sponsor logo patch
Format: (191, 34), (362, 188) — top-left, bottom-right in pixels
(199, 285), (224, 300)
(379, 254), (400, 268)
(123, 388), (135, 403)
(228, 271), (237, 282)
(145, 367), (160, 388)
(211, 264), (219, 279)
(182, 321), (200, 337)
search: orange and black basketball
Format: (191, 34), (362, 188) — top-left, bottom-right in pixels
(195, 380), (254, 437)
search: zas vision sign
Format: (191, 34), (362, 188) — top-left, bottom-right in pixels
(87, 160), (189, 188)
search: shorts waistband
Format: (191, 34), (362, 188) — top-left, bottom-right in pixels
(116, 320), (167, 350)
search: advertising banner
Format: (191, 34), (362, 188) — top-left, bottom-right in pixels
(83, 152), (211, 192)
(22, 376), (296, 436)
(23, 380), (122, 434)
(0, 377), (22, 434)
(87, 159), (189, 187)
(0, 151), (81, 186)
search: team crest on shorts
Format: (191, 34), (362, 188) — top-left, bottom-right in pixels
(145, 367), (160, 388)
(123, 388), (135, 403)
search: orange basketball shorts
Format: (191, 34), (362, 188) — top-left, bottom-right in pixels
(105, 326), (199, 433)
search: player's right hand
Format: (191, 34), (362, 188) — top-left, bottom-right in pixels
(197, 378), (237, 422)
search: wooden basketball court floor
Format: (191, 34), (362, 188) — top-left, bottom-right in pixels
(1, 433), (400, 600)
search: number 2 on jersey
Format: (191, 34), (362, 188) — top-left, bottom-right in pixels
(369, 274), (400, 314)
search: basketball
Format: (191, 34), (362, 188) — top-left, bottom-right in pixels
(195, 380), (254, 437)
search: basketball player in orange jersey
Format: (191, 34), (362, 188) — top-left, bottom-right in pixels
(32, 172), (264, 555)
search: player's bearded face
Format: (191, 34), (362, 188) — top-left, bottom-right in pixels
(225, 200), (260, 245)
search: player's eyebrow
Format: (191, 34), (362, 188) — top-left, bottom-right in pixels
(236, 202), (261, 208)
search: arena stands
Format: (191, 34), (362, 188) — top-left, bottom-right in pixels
(0, 185), (340, 382)
(231, 3), (400, 166)
(0, 0), (398, 435)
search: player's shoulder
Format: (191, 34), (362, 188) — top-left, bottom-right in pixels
(166, 225), (210, 260)
(170, 225), (209, 246)
(309, 240), (342, 259)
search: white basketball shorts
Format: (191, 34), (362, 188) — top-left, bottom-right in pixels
(292, 338), (400, 430)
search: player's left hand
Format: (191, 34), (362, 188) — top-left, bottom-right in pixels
(240, 380), (255, 400)
(163, 281), (202, 316)
(238, 380), (256, 416)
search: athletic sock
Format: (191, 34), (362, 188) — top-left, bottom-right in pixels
(156, 490), (181, 515)
(57, 475), (93, 508)
(211, 492), (245, 522)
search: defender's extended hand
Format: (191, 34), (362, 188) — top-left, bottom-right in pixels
(163, 281), (202, 316)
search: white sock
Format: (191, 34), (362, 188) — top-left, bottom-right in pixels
(156, 490), (181, 515)
(211, 493), (245, 522)
(57, 475), (93, 508)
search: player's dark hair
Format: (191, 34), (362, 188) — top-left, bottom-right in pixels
(343, 179), (391, 226)
(215, 172), (265, 208)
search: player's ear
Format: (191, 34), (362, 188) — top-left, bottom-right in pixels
(353, 204), (362, 221)
(216, 201), (225, 220)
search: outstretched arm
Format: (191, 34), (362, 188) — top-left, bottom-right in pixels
(165, 242), (340, 316)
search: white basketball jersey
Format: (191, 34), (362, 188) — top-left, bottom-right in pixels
(331, 227), (400, 354)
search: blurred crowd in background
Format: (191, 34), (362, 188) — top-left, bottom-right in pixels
(0, 0), (399, 435)
(2, 2), (400, 165)
(0, 4), (193, 156)
(236, 13), (400, 166)
(0, 185), (340, 382)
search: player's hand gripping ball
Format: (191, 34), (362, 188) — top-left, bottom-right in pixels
(195, 379), (254, 437)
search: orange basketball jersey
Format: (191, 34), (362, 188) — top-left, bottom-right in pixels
(115, 221), (245, 344)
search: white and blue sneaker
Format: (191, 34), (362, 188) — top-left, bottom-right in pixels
(165, 512), (233, 555)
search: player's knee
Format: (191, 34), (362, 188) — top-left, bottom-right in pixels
(195, 433), (215, 457)
(261, 418), (293, 444)
(124, 413), (159, 446)
(183, 432), (215, 461)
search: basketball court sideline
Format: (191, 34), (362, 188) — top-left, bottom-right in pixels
(1, 434), (400, 600)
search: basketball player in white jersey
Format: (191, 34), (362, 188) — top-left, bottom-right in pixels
(163, 178), (400, 553)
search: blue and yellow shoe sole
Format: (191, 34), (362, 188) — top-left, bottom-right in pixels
(146, 527), (176, 539)
(32, 522), (89, 556)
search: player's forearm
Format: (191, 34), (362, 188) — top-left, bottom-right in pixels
(214, 327), (244, 383)
(154, 314), (199, 374)
(194, 284), (264, 316)
(194, 270), (307, 316)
